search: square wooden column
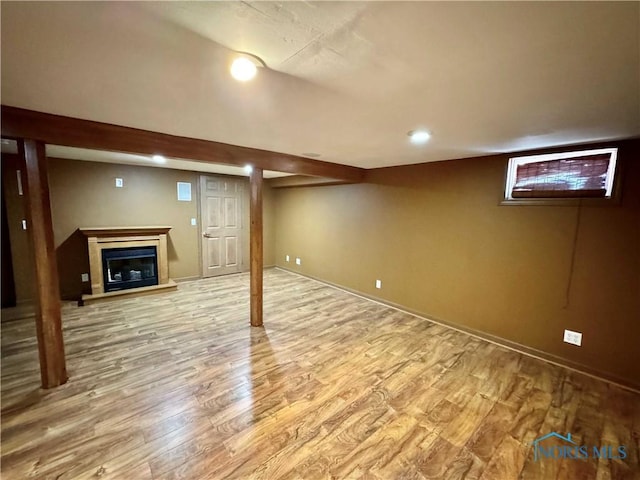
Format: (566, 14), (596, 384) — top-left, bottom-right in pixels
(19, 139), (68, 388)
(249, 167), (263, 327)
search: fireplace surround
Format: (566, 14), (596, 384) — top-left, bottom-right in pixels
(79, 226), (176, 304)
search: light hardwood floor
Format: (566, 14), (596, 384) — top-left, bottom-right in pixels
(1, 269), (639, 479)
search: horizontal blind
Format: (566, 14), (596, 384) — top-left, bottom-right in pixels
(512, 154), (611, 198)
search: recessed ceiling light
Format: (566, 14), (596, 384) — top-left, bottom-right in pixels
(231, 57), (258, 82)
(152, 154), (166, 163)
(408, 129), (431, 145)
(244, 165), (253, 174)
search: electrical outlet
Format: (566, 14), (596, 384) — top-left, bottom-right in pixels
(563, 329), (582, 346)
(295, 257), (301, 265)
(81, 273), (89, 282)
(285, 255), (290, 262)
(115, 178), (124, 188)
(375, 279), (382, 289)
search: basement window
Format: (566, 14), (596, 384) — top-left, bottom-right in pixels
(503, 148), (618, 204)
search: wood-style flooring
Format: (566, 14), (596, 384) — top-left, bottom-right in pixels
(1, 268), (639, 479)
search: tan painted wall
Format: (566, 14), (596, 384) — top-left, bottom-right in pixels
(4, 157), (275, 302)
(48, 159), (200, 299)
(263, 184), (276, 267)
(273, 140), (640, 387)
(1, 155), (34, 303)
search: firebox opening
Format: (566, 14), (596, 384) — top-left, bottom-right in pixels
(101, 246), (158, 292)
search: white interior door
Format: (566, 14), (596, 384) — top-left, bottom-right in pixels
(200, 176), (243, 277)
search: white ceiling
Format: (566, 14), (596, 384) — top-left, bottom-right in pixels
(1, 2), (638, 170)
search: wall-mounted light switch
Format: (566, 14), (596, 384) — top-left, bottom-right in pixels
(563, 329), (582, 346)
(191, 218), (197, 226)
(21, 219), (27, 230)
(295, 257), (301, 265)
(81, 273), (89, 282)
(375, 279), (382, 289)
(115, 178), (124, 188)
(285, 255), (290, 262)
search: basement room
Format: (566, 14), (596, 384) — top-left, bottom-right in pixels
(1, 2), (638, 479)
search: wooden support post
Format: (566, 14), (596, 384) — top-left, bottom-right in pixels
(19, 139), (68, 388)
(249, 167), (263, 327)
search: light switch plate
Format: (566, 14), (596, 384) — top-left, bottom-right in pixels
(115, 178), (124, 188)
(295, 257), (301, 265)
(81, 273), (89, 282)
(563, 329), (582, 346)
(375, 279), (382, 289)
(285, 255), (290, 262)
(191, 218), (197, 226)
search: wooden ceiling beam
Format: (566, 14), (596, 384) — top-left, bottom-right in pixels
(1, 106), (365, 182)
(267, 175), (353, 188)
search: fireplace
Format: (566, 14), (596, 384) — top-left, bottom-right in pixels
(80, 226), (176, 304)
(102, 246), (158, 292)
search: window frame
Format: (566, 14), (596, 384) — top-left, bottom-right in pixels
(501, 147), (621, 206)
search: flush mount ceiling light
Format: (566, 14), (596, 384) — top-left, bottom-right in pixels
(231, 57), (257, 82)
(230, 51), (267, 82)
(408, 129), (431, 145)
(152, 154), (166, 163)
